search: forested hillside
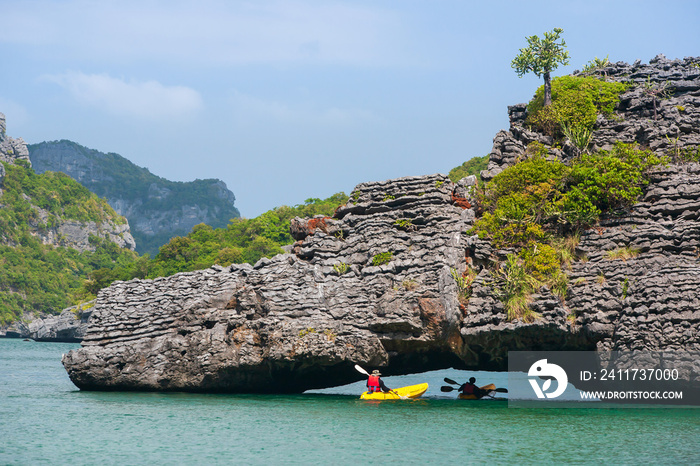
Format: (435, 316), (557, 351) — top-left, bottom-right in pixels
(0, 159), (138, 325)
(29, 140), (241, 256)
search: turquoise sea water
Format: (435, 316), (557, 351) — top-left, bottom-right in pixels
(2, 339), (699, 465)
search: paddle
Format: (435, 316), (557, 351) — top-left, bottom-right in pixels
(441, 385), (509, 393)
(443, 376), (509, 397)
(354, 364), (370, 377)
(354, 364), (408, 399)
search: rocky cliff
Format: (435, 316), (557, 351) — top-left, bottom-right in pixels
(28, 140), (240, 256)
(4, 304), (93, 342)
(63, 56), (700, 393)
(0, 112), (31, 167)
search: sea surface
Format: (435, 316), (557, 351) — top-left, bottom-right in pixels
(1, 339), (699, 465)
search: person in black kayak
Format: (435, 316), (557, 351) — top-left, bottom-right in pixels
(367, 370), (392, 393)
(460, 377), (486, 399)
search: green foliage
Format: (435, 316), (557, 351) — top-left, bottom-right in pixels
(451, 267), (476, 301)
(371, 251), (393, 266)
(621, 277), (630, 299)
(677, 146), (700, 163)
(448, 155), (488, 183)
(0, 162), (123, 243)
(473, 143), (665, 322)
(144, 193), (348, 277)
(492, 244), (567, 322)
(526, 75), (628, 136)
(333, 262), (349, 275)
(561, 124), (592, 152)
(518, 242), (560, 282)
(0, 235), (139, 325)
(0, 162), (137, 324)
(559, 143), (666, 226)
(473, 143), (665, 243)
(393, 218), (414, 230)
(492, 254), (539, 322)
(604, 246), (640, 261)
(512, 28), (570, 80)
(581, 55), (610, 74)
(474, 213), (548, 248)
(0, 157), (348, 325)
(472, 152), (568, 246)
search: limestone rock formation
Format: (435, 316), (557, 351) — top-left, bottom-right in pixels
(483, 55), (700, 181)
(63, 56), (700, 393)
(4, 305), (93, 342)
(63, 174), (473, 392)
(0, 112), (31, 167)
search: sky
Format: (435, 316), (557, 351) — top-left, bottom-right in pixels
(1, 0), (699, 217)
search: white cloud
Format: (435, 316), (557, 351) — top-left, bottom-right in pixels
(42, 72), (203, 120)
(0, 0), (406, 66)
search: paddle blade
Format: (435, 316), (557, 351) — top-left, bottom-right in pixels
(443, 377), (460, 386)
(354, 364), (370, 376)
(440, 386), (455, 392)
(494, 388), (508, 393)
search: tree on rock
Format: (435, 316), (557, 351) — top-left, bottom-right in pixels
(512, 28), (570, 107)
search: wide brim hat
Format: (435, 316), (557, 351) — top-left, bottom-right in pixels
(371, 370), (381, 376)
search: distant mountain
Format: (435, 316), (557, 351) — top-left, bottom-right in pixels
(0, 113), (138, 325)
(28, 140), (241, 255)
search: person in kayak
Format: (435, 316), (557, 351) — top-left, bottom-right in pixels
(367, 370), (392, 393)
(460, 377), (486, 399)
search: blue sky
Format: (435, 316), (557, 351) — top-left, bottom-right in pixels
(1, 0), (699, 217)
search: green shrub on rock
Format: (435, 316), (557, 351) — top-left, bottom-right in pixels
(371, 251), (393, 266)
(526, 75), (628, 137)
(448, 155), (488, 183)
(558, 142), (666, 226)
(473, 142), (664, 321)
(473, 143), (666, 241)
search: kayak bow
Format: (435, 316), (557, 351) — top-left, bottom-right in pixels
(360, 383), (428, 400)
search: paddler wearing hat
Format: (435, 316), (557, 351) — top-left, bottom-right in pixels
(366, 369), (392, 393)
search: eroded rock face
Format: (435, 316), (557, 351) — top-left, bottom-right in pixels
(62, 165), (700, 392)
(62, 57), (700, 392)
(3, 305), (93, 342)
(63, 175), (475, 392)
(0, 112), (31, 167)
(462, 164), (700, 364)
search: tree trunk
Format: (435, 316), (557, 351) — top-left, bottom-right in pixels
(544, 71), (552, 107)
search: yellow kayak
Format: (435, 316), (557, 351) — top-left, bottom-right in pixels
(458, 383), (496, 400)
(360, 383), (429, 400)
